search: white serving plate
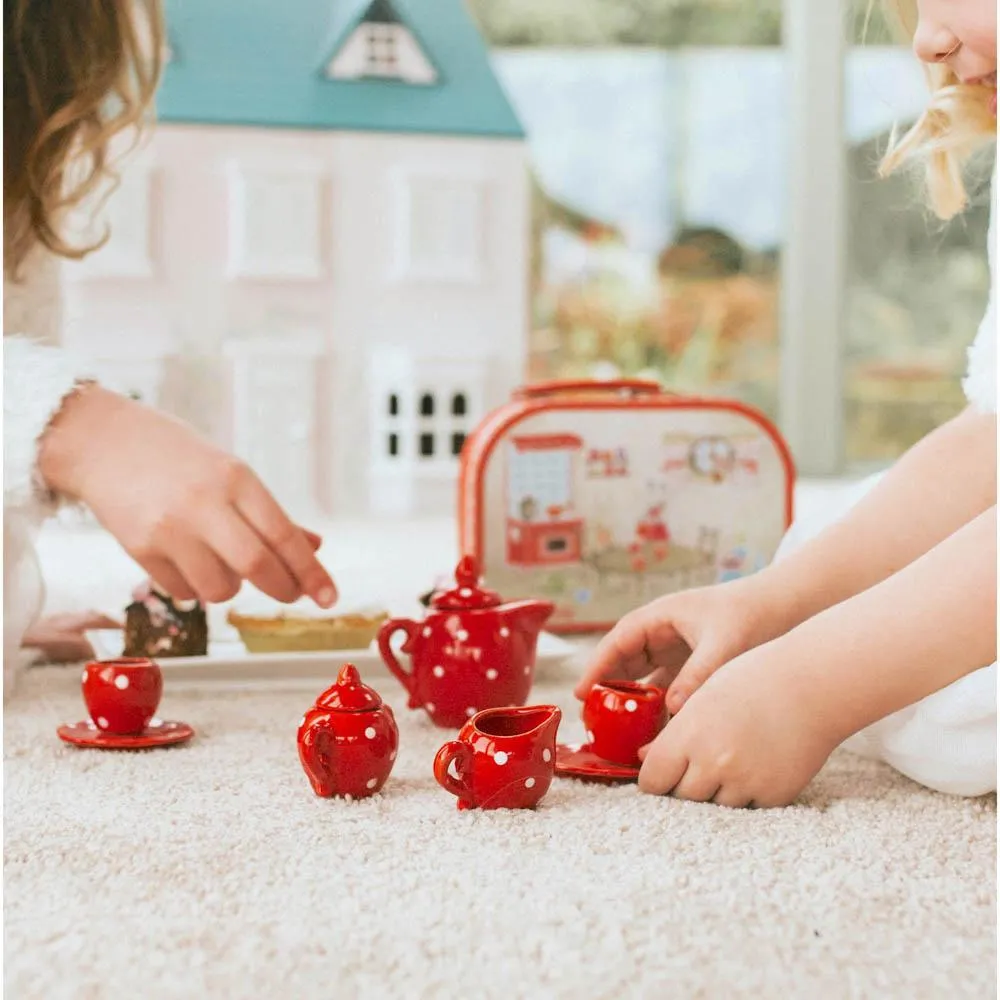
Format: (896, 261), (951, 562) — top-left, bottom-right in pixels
(85, 629), (577, 688)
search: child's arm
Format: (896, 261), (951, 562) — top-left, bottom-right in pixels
(578, 407), (996, 709)
(636, 506), (997, 806)
(755, 407), (996, 637)
(779, 503), (997, 741)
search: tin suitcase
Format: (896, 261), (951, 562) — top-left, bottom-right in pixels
(457, 379), (795, 633)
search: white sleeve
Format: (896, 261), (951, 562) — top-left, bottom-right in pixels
(2, 335), (97, 510)
(962, 168), (997, 414)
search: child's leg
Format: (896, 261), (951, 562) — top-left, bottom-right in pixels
(776, 476), (997, 797)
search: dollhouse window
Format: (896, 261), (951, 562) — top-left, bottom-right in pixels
(387, 433), (399, 457)
(394, 175), (484, 282)
(388, 394), (399, 417)
(451, 393), (467, 417)
(451, 432), (466, 457)
(419, 393), (435, 417)
(419, 433), (435, 458)
(227, 167), (324, 279)
(364, 23), (399, 77)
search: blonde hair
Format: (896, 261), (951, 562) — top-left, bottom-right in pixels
(876, 0), (997, 219)
(3, 0), (164, 279)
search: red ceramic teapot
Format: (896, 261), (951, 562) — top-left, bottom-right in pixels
(433, 704), (561, 810)
(297, 664), (399, 800)
(377, 556), (555, 729)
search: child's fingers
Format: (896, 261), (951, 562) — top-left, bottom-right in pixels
(235, 473), (337, 608)
(300, 528), (323, 551)
(136, 558), (200, 602)
(636, 733), (689, 796)
(663, 641), (730, 713)
(573, 610), (682, 699)
(205, 508), (300, 603)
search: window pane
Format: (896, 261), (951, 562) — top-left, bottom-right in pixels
(843, 8), (993, 465)
(473, 1), (785, 423)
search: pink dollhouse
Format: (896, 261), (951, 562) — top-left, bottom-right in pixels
(61, 0), (529, 521)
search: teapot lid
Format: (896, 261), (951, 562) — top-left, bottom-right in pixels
(316, 664), (383, 712)
(430, 556), (502, 611)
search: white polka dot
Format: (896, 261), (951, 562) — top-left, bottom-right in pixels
(485, 668), (498, 681)
(586, 730), (595, 743)
(366, 778), (377, 789)
(97, 717), (109, 730)
(525, 777), (536, 789)
(422, 626), (432, 637)
(114, 674), (129, 690)
(542, 749), (552, 762)
(459, 587), (473, 597)
(389, 750), (397, 761)
(81, 671), (88, 684)
(86, 721), (97, 730)
(625, 699), (638, 713)
(524, 665), (531, 675)
(466, 707), (477, 717)
(499, 627), (510, 638)
(425, 703), (436, 713)
(456, 629), (469, 641)
(365, 727), (377, 740)
(433, 666), (445, 678)
(493, 751), (509, 766)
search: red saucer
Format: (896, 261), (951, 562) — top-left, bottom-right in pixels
(56, 719), (194, 750)
(554, 742), (639, 784)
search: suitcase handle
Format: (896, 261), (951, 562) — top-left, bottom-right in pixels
(513, 378), (672, 400)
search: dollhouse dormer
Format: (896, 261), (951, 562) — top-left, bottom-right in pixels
(323, 0), (437, 85)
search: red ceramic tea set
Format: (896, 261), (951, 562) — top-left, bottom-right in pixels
(57, 657), (194, 750)
(55, 557), (671, 809)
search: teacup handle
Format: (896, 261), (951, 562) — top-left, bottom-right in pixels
(377, 619), (420, 707)
(433, 741), (474, 800)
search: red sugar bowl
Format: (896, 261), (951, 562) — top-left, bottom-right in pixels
(297, 664), (399, 800)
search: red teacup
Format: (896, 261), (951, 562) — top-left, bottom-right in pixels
(82, 658), (163, 735)
(433, 705), (561, 810)
(582, 680), (668, 766)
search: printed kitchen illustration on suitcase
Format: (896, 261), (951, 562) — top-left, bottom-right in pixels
(460, 383), (795, 632)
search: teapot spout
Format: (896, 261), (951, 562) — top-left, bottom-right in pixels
(501, 599), (556, 639)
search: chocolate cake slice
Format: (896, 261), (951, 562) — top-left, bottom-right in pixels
(123, 583), (208, 658)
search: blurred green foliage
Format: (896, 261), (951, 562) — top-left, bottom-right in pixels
(465, 0), (897, 48)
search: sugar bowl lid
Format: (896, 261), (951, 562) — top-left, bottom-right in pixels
(316, 664), (383, 712)
(430, 556), (501, 611)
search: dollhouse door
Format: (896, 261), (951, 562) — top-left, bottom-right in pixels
(224, 335), (323, 521)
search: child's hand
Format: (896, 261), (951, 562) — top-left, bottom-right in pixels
(22, 611), (121, 663)
(574, 578), (778, 714)
(635, 642), (840, 808)
(38, 386), (337, 608)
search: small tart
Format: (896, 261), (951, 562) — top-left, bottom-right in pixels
(225, 608), (389, 653)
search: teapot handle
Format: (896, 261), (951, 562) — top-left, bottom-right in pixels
(377, 619), (420, 707)
(298, 720), (338, 798)
(433, 741), (474, 800)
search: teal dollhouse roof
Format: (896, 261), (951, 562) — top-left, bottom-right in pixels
(157, 0), (524, 140)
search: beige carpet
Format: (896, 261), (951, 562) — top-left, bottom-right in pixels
(4, 656), (996, 1000)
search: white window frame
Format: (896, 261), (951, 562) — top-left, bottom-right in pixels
(389, 167), (486, 283)
(75, 165), (159, 279)
(779, 0), (847, 475)
(225, 160), (327, 281)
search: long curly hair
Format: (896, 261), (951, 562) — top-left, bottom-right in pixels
(3, 0), (164, 279)
(877, 0), (997, 219)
